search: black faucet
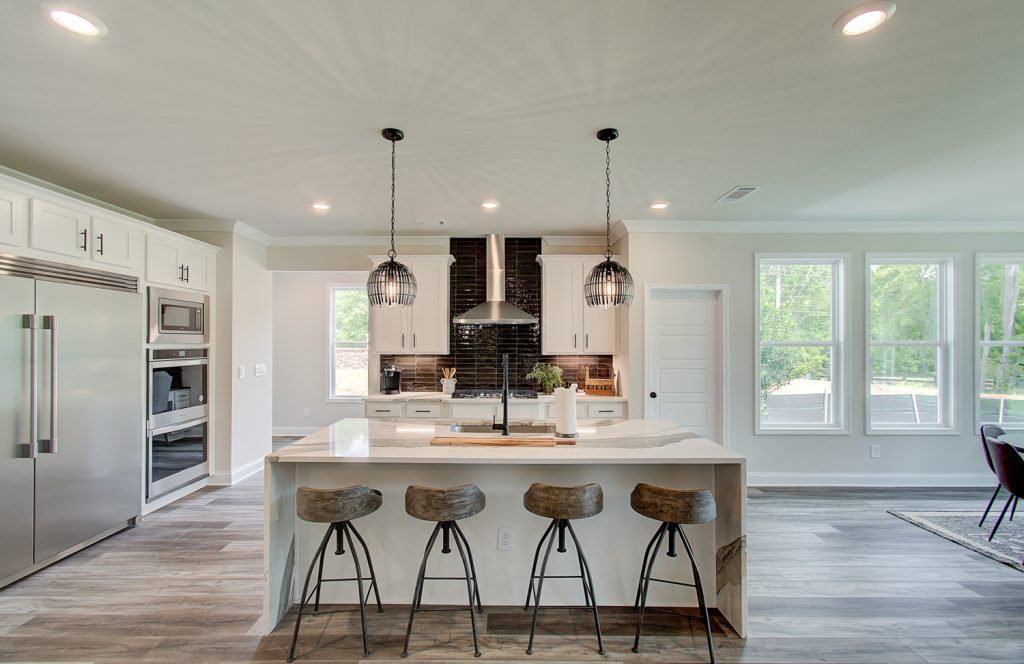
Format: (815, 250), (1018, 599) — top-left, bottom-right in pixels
(492, 353), (510, 436)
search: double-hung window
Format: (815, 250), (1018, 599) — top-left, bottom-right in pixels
(867, 256), (955, 432)
(978, 256), (1024, 428)
(329, 285), (369, 398)
(756, 255), (846, 432)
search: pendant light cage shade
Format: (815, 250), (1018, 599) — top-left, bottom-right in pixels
(585, 127), (634, 308)
(367, 258), (417, 307)
(584, 257), (634, 308)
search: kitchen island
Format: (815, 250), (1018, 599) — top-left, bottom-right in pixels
(263, 418), (746, 636)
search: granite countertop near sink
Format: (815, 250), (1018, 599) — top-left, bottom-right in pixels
(362, 391), (627, 403)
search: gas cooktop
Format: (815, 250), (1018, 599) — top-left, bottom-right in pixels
(450, 388), (538, 399)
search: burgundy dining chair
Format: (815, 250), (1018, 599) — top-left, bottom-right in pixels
(979, 425), (1007, 528)
(983, 438), (1024, 551)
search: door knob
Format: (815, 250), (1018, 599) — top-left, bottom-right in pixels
(650, 392), (657, 398)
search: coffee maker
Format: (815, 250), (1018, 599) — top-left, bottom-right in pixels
(380, 364), (402, 395)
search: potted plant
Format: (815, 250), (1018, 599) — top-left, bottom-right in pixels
(526, 362), (564, 394)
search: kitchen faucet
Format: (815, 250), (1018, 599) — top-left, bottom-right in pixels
(492, 353), (510, 436)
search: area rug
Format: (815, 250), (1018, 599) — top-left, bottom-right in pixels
(889, 509), (1024, 572)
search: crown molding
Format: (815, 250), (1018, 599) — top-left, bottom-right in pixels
(155, 219), (273, 245)
(267, 234), (451, 247)
(0, 166), (154, 224)
(541, 235), (606, 248)
(620, 219), (1024, 234)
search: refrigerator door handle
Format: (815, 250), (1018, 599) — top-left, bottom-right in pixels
(41, 314), (58, 455)
(23, 314), (39, 459)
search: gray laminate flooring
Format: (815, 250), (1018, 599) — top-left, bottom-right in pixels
(1, 464), (1022, 662)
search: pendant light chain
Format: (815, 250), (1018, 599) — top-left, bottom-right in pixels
(388, 137), (397, 259)
(604, 139), (612, 259)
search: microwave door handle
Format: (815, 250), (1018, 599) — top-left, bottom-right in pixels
(42, 315), (57, 454)
(23, 315), (39, 459)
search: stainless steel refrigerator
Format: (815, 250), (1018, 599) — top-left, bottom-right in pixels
(1, 254), (144, 588)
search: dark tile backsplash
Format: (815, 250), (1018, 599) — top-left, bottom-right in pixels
(381, 237), (612, 391)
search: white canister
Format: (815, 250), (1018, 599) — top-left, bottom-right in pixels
(553, 383), (578, 438)
(441, 378), (457, 394)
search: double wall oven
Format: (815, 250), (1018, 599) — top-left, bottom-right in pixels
(147, 287), (210, 502)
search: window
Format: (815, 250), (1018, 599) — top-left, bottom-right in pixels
(867, 256), (955, 432)
(329, 286), (369, 398)
(757, 256), (845, 432)
(978, 257), (1024, 428)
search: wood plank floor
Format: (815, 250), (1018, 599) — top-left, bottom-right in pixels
(1, 466), (1023, 662)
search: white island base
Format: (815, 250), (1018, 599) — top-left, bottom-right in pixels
(264, 418), (747, 637)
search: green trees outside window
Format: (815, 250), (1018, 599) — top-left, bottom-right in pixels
(331, 287), (369, 397)
(979, 260), (1024, 426)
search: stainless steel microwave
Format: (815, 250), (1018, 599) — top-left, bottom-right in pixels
(148, 287), (209, 344)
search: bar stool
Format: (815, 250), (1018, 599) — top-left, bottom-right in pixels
(630, 483), (717, 663)
(402, 484), (486, 658)
(288, 485), (383, 662)
(522, 482), (605, 656)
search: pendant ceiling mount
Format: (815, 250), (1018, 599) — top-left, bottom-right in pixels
(367, 127), (417, 307)
(583, 127), (634, 308)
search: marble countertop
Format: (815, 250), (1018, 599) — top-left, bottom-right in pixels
(268, 418), (745, 465)
(362, 391), (627, 403)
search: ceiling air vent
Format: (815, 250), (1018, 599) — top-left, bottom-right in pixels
(716, 185), (761, 203)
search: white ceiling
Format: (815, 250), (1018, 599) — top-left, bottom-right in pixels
(1, 0), (1022, 237)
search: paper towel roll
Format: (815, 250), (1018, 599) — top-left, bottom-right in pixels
(554, 384), (578, 438)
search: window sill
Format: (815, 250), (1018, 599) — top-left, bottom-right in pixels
(327, 395), (367, 403)
(756, 427), (849, 436)
(865, 427), (959, 436)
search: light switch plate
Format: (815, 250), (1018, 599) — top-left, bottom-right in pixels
(237, 365), (245, 379)
(254, 363), (267, 377)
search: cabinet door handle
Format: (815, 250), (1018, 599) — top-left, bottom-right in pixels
(401, 333), (405, 348)
(585, 333), (589, 349)
(573, 333), (577, 349)
(184, 265), (190, 283)
(96, 233), (104, 255)
(79, 229), (88, 252)
(413, 333), (416, 349)
(178, 264), (185, 281)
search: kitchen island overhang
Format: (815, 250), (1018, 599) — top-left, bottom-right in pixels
(264, 418), (747, 637)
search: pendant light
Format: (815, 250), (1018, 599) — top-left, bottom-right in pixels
(367, 128), (417, 307)
(584, 128), (634, 308)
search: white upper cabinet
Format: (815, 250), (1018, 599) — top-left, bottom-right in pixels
(146, 234), (213, 291)
(90, 216), (142, 270)
(538, 255), (618, 355)
(29, 199), (90, 260)
(369, 254), (454, 355)
(0, 187), (27, 248)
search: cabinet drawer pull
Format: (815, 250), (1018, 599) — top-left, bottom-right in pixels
(414, 409), (431, 413)
(597, 409), (613, 413)
(374, 409), (392, 413)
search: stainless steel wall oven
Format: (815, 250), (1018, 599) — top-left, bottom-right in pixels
(147, 348), (209, 500)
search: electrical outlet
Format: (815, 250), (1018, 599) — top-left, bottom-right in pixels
(870, 444), (881, 459)
(254, 363), (267, 377)
(302, 408), (311, 418)
(237, 365), (245, 379)
(498, 528), (513, 551)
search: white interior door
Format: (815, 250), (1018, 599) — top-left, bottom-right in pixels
(646, 289), (720, 441)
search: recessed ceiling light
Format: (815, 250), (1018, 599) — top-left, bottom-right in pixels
(42, 3), (108, 36)
(481, 200), (500, 210)
(311, 201), (330, 211)
(834, 1), (896, 36)
(650, 201), (669, 210)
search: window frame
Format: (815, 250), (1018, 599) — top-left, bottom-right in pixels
(754, 253), (848, 435)
(327, 283), (369, 401)
(975, 253), (1024, 431)
(864, 253), (957, 435)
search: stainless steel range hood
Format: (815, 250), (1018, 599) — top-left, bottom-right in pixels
(452, 234), (538, 325)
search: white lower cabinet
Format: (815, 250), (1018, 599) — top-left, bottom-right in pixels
(406, 403), (443, 418)
(29, 199), (90, 260)
(365, 403), (404, 418)
(364, 398), (626, 420)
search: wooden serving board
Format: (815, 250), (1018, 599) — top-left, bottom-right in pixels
(430, 436), (574, 447)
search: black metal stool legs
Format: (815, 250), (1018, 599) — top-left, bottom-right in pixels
(340, 524), (371, 657)
(634, 522), (668, 611)
(348, 521), (384, 612)
(525, 519), (604, 656)
(402, 521), (482, 659)
(288, 524), (334, 662)
(632, 522), (715, 664)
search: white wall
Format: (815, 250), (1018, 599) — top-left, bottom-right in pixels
(273, 271), (367, 433)
(625, 230), (1024, 486)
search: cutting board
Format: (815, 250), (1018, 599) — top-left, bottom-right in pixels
(430, 436), (574, 447)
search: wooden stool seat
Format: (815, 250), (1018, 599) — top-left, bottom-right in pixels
(405, 484), (485, 522)
(296, 485), (382, 524)
(630, 483), (716, 525)
(523, 482), (603, 520)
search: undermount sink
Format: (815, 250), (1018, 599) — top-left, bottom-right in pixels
(449, 423), (556, 434)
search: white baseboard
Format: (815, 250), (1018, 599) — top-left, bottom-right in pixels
(273, 426), (320, 437)
(208, 456), (265, 486)
(749, 472), (993, 488)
